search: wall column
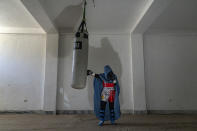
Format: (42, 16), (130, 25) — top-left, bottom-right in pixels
(131, 33), (147, 114)
(42, 33), (59, 113)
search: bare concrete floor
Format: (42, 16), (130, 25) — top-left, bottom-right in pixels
(0, 114), (197, 131)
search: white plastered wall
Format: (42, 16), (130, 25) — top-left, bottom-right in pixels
(0, 34), (46, 110)
(57, 33), (133, 111)
(21, 0), (59, 112)
(144, 31), (197, 111)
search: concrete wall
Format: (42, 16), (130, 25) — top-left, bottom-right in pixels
(144, 32), (197, 111)
(131, 34), (146, 113)
(57, 33), (133, 111)
(43, 34), (59, 112)
(0, 34), (45, 110)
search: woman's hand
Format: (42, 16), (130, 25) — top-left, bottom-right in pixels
(87, 70), (93, 76)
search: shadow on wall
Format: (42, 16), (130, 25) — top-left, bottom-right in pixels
(54, 3), (83, 32)
(87, 37), (123, 107)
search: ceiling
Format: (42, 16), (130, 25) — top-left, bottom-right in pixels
(149, 0), (197, 31)
(39, 0), (152, 33)
(2, 0), (196, 33)
(0, 0), (41, 28)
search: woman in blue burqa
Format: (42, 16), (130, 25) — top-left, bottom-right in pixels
(87, 65), (120, 126)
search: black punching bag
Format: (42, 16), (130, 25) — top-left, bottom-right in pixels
(71, 1), (88, 89)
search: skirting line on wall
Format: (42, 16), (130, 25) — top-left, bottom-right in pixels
(56, 110), (138, 115)
(148, 110), (197, 115)
(0, 110), (134, 115)
(56, 110), (134, 114)
(0, 111), (55, 115)
(1, 110), (197, 115)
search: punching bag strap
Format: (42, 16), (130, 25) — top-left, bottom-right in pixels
(77, 0), (88, 33)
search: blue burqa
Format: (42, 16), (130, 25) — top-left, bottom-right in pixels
(93, 65), (121, 121)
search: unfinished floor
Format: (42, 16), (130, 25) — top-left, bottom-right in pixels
(0, 114), (197, 131)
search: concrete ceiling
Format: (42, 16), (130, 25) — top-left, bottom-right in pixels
(0, 0), (41, 29)
(39, 0), (152, 33)
(149, 0), (197, 31)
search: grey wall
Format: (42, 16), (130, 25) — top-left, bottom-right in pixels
(57, 33), (133, 111)
(144, 32), (197, 111)
(0, 34), (46, 110)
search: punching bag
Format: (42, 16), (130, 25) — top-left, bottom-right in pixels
(71, 1), (88, 89)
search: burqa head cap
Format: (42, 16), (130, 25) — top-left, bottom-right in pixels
(104, 65), (114, 80)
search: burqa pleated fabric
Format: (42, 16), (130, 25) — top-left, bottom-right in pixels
(93, 65), (121, 121)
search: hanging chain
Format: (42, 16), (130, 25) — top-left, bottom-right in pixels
(92, 0), (95, 8)
(83, 0), (87, 21)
